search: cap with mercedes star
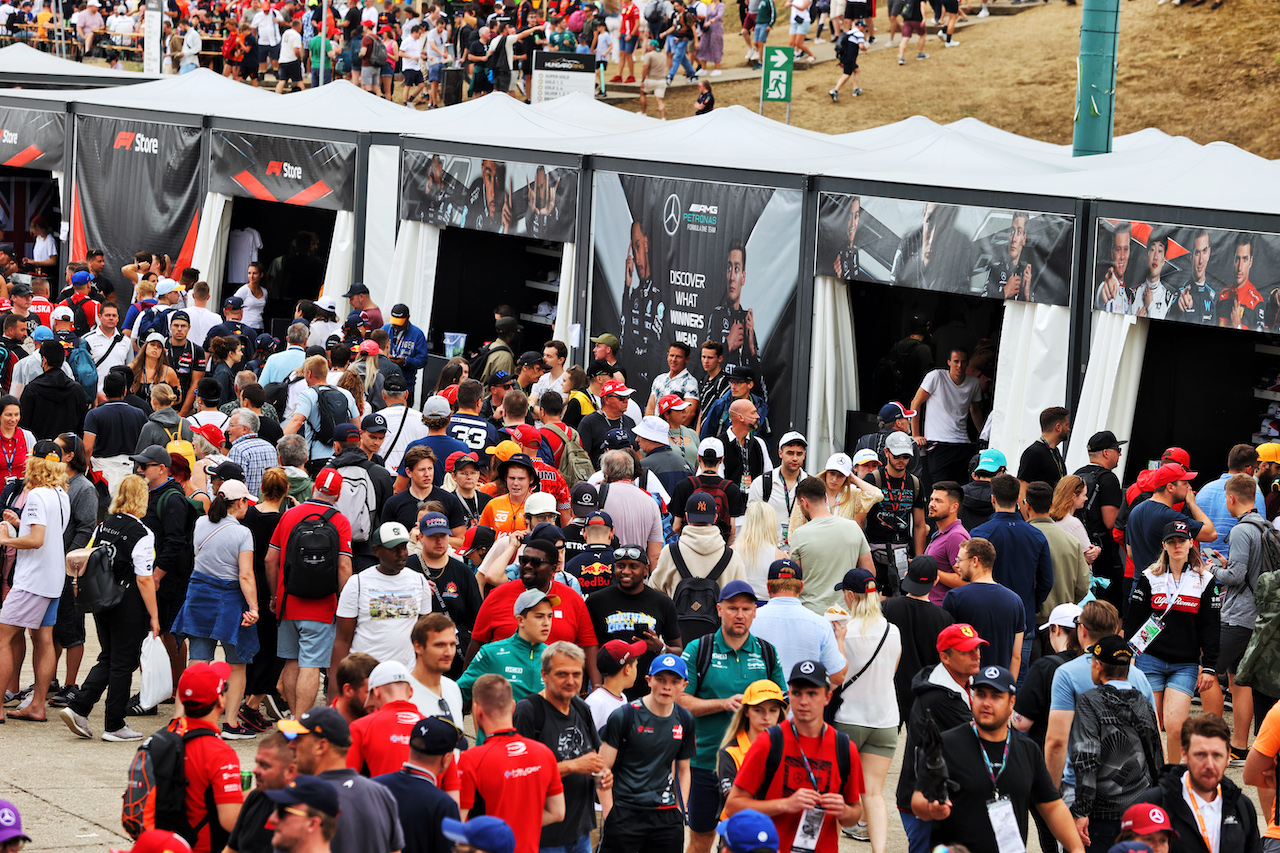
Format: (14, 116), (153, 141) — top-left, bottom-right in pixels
(788, 660), (829, 688)
(778, 431), (807, 449)
(278, 705), (352, 747)
(570, 482), (599, 516)
(1119, 803), (1179, 838)
(936, 623), (988, 653)
(0, 800), (31, 847)
(823, 453), (853, 477)
(884, 431), (914, 457)
(972, 665), (1016, 694)
(900, 555), (938, 597)
(360, 413), (388, 434)
(1086, 430), (1128, 453)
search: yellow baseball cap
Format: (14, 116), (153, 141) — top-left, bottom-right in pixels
(742, 680), (787, 707)
(485, 439), (521, 461)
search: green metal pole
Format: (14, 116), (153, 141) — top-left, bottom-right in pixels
(1072, 0), (1119, 156)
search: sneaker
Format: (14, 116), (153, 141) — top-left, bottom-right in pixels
(842, 822), (871, 841)
(711, 69), (722, 76)
(263, 692), (289, 721)
(852, 87), (863, 95)
(868, 35), (876, 42)
(945, 39), (959, 46)
(977, 5), (990, 13)
(749, 47), (759, 59)
(59, 707), (93, 739)
(103, 726), (145, 742)
(222, 723), (257, 740)
(928, 16), (939, 24)
(898, 56), (905, 64)
(49, 684), (77, 708)
(609, 74), (622, 82)
(814, 36), (826, 43)
(917, 52), (930, 59)
(745, 48), (753, 60)
(625, 75), (636, 82)
(1230, 746), (1249, 767)
(829, 88), (839, 102)
(126, 693), (159, 717)
(238, 705), (270, 733)
(750, 62), (763, 69)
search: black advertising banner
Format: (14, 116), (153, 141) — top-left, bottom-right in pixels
(1093, 218), (1280, 331)
(817, 192), (1075, 307)
(71, 116), (202, 281)
(399, 150), (579, 243)
(210, 131), (357, 212)
(590, 173), (802, 435)
(0, 106), (65, 171)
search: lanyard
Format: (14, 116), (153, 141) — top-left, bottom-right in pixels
(1185, 774), (1219, 853)
(401, 762), (439, 785)
(1156, 569), (1199, 620)
(0, 434), (16, 475)
(971, 723), (1012, 796)
(789, 721), (828, 793)
(781, 475), (796, 516)
(1039, 437), (1066, 479)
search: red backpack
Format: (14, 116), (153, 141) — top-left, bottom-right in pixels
(685, 474), (733, 538)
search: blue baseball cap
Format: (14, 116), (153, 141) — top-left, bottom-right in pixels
(419, 512), (451, 536)
(71, 269), (95, 287)
(31, 325), (53, 342)
(264, 775), (341, 817)
(649, 653), (689, 679)
(442, 817), (515, 853)
(487, 369), (514, 387)
(603, 428), (632, 450)
(719, 579), (757, 602)
(685, 490), (718, 525)
(717, 809), (778, 853)
(975, 448), (1008, 474)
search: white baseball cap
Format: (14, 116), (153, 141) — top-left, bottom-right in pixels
(698, 437), (724, 459)
(368, 660), (412, 689)
(823, 453), (854, 477)
(315, 296), (338, 315)
(633, 416), (670, 446)
(525, 491), (558, 516)
(778, 431), (807, 449)
(852, 448), (880, 467)
(884, 431), (915, 457)
(1038, 602), (1083, 632)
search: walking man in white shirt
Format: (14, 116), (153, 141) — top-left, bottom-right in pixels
(908, 347), (984, 487)
(276, 18), (306, 92)
(426, 16), (450, 108)
(400, 22), (427, 105)
(252, 0), (283, 79)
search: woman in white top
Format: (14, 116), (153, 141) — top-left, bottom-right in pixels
(831, 567), (901, 853)
(1050, 474), (1100, 564)
(25, 215), (57, 275)
(233, 275), (268, 333)
(736, 501), (787, 599)
(789, 451), (883, 534)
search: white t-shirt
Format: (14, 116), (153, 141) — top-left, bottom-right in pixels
(399, 32), (422, 69)
(32, 233), (55, 263)
(407, 673), (463, 726)
(360, 5), (378, 24)
(379, 405), (430, 474)
(226, 228), (263, 285)
(185, 305), (222, 350)
(530, 370), (569, 403)
(919, 368), (982, 443)
(233, 284), (268, 332)
(790, 0), (811, 22)
(594, 31), (613, 61)
(335, 568), (433, 668)
(307, 319), (341, 349)
(187, 410), (231, 433)
(252, 9), (281, 45)
(12, 486), (70, 598)
(279, 26), (302, 62)
(584, 686), (628, 733)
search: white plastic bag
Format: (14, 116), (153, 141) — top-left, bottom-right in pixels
(139, 634), (172, 710)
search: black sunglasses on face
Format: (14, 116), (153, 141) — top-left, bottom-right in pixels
(518, 555), (547, 566)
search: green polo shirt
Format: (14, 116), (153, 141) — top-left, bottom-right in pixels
(457, 632), (547, 744)
(681, 631), (786, 770)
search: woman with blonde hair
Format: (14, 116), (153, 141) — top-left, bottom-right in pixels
(352, 339), (385, 410)
(789, 451), (883, 534)
(715, 680), (786, 814)
(737, 501), (788, 599)
(831, 566), (901, 853)
(135, 383), (194, 454)
(0, 441), (71, 723)
(1123, 520), (1221, 763)
(1049, 475), (1100, 564)
(57, 475), (160, 741)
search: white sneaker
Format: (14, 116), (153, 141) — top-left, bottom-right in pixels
(710, 69), (722, 75)
(60, 707), (93, 739)
(103, 726), (144, 742)
(945, 38), (959, 45)
(977, 5), (990, 14)
(749, 48), (759, 60)
(814, 36), (826, 42)
(928, 16), (939, 24)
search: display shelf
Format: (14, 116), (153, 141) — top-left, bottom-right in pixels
(520, 312), (554, 326)
(1255, 389), (1280, 402)
(526, 280), (560, 294)
(526, 245), (562, 259)
(1256, 344), (1280, 357)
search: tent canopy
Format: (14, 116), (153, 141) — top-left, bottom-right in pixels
(406, 92), (608, 150)
(223, 79), (424, 133)
(0, 43), (159, 87)
(528, 92), (660, 132)
(0, 67), (272, 114)
(834, 115), (942, 150)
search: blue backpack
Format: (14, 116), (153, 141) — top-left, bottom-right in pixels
(66, 340), (99, 405)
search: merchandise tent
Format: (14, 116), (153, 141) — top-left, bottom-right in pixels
(0, 43), (159, 89)
(0, 86), (72, 266)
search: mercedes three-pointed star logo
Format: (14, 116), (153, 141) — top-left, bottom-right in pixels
(663, 193), (681, 236)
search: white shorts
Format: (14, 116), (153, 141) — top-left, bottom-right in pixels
(831, 0), (848, 16)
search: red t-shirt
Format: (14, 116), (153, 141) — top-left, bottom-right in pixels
(734, 725), (865, 853)
(620, 4), (639, 36)
(268, 498), (353, 622)
(470, 578), (598, 648)
(533, 459), (571, 513)
(347, 699), (423, 777)
(459, 728), (564, 853)
(29, 297), (53, 328)
(179, 718), (244, 853)
(60, 292), (100, 330)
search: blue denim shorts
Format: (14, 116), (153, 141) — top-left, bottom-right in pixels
(1135, 651), (1199, 697)
(278, 618), (337, 669)
(188, 635), (249, 665)
(753, 23), (771, 42)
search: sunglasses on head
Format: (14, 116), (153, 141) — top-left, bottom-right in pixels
(614, 546), (644, 561)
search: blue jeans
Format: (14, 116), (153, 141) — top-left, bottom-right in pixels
(668, 37), (695, 81)
(179, 62), (198, 74)
(1015, 633), (1034, 693)
(900, 809), (932, 853)
(540, 835), (591, 853)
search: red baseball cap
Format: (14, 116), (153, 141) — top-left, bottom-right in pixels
(177, 661), (231, 706)
(446, 450), (481, 474)
(190, 423), (225, 449)
(1161, 447), (1191, 468)
(1148, 462), (1197, 490)
(111, 830), (195, 853)
(1120, 803), (1179, 838)
(506, 424), (542, 447)
(936, 623), (988, 654)
(439, 383), (460, 405)
(601, 379), (634, 398)
(657, 394), (691, 416)
(314, 467), (344, 496)
(599, 639), (647, 669)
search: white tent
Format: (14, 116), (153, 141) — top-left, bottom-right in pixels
(0, 66), (273, 111)
(834, 115), (943, 149)
(408, 92), (608, 147)
(528, 91), (659, 132)
(0, 43), (159, 87)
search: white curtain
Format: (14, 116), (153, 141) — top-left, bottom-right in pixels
(987, 301), (1071, 461)
(363, 144), (399, 293)
(321, 210), (356, 299)
(411, 224), (441, 330)
(553, 242), (575, 345)
(807, 276), (859, 456)
(190, 192), (233, 293)
(385, 218), (440, 330)
(1064, 311), (1148, 482)
(52, 170), (64, 256)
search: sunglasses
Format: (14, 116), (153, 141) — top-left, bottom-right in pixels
(889, 453), (911, 461)
(614, 546), (645, 561)
(518, 555), (548, 566)
(275, 806), (310, 820)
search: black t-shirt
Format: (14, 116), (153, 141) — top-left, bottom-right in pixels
(1075, 463), (1123, 576)
(453, 490), (491, 529)
(865, 471), (925, 545)
(565, 543), (615, 597)
(383, 486), (468, 531)
(881, 596), (954, 725)
(257, 416), (283, 446)
(1017, 439), (1065, 489)
(408, 553), (483, 655)
(343, 6), (362, 33)
(602, 699), (696, 808)
(587, 585), (681, 699)
(225, 788), (274, 853)
(929, 724), (1060, 852)
(668, 472), (746, 541)
(942, 583), (1026, 672)
(1012, 650), (1076, 749)
(84, 401), (150, 457)
(513, 694), (601, 846)
(166, 340), (206, 397)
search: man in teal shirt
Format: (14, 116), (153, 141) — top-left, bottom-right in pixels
(677, 580), (785, 853)
(457, 587), (554, 743)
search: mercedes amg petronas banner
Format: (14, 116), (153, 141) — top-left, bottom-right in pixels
(399, 150), (579, 243)
(590, 173), (803, 437)
(0, 106), (65, 170)
(817, 191), (1075, 307)
(71, 116), (202, 280)
(211, 131), (357, 212)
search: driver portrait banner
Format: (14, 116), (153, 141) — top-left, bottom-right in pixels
(70, 116), (202, 280)
(590, 172), (802, 437)
(210, 131), (357, 211)
(817, 191), (1075, 307)
(399, 150), (579, 243)
(0, 106), (65, 171)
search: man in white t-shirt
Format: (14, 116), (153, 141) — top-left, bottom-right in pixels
(360, 0), (378, 26)
(908, 346), (984, 486)
(407, 611), (464, 726)
(251, 0), (283, 74)
(276, 17), (305, 92)
(399, 22), (427, 105)
(584, 640), (643, 731)
(177, 17), (201, 73)
(0, 445), (71, 722)
(425, 16), (450, 108)
(332, 522), (432, 671)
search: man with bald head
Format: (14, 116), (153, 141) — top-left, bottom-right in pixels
(718, 397), (772, 492)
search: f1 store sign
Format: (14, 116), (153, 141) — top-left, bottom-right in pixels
(113, 131), (159, 154)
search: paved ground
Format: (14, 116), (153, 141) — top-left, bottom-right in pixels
(1, 630), (1265, 851)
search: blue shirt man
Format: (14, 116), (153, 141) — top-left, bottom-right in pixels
(383, 303), (429, 398)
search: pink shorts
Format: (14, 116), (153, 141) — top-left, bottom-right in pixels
(902, 20), (925, 37)
(0, 588), (58, 629)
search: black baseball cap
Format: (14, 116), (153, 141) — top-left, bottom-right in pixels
(278, 705), (352, 747)
(342, 282), (370, 298)
(408, 716), (465, 755)
(767, 558), (801, 581)
(384, 373), (407, 393)
(1086, 430), (1128, 453)
(570, 482), (598, 517)
(517, 350), (548, 369)
(587, 359), (616, 378)
(900, 555), (938, 597)
(788, 660), (829, 688)
(1089, 634), (1133, 666)
(210, 460), (245, 482)
(971, 665), (1016, 695)
(264, 776), (341, 817)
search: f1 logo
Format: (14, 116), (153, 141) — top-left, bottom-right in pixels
(113, 132), (135, 150)
(266, 161), (283, 176)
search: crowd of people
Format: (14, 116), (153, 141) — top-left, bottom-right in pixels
(1, 258), (1278, 853)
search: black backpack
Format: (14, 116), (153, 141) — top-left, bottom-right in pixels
(469, 338), (511, 378)
(484, 35), (509, 72)
(74, 542), (126, 614)
(693, 630), (777, 682)
(263, 372), (304, 416)
(671, 542), (733, 645)
(310, 386), (349, 447)
(283, 507), (342, 599)
(121, 725), (222, 847)
(67, 293), (96, 337)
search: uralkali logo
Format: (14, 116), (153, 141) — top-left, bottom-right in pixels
(266, 160), (303, 179)
(113, 131), (159, 154)
(0, 130), (16, 145)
